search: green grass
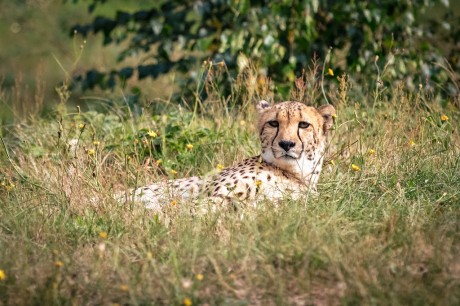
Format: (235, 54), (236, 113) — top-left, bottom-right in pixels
(0, 64), (459, 305)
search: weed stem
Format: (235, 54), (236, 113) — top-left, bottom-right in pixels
(321, 47), (332, 105)
(0, 136), (56, 195)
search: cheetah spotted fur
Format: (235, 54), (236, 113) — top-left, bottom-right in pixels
(120, 101), (336, 210)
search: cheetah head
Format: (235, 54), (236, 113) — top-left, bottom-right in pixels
(257, 100), (336, 182)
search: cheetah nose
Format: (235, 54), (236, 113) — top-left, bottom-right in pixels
(279, 140), (296, 152)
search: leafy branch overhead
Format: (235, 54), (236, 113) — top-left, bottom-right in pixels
(71, 0), (457, 95)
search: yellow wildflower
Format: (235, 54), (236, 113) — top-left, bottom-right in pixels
(147, 130), (157, 138)
(328, 68), (334, 76)
(1, 181), (5, 187)
(7, 183), (14, 191)
(119, 284), (129, 292)
(54, 261), (64, 268)
(186, 144), (194, 150)
(171, 169), (178, 175)
(441, 114), (449, 122)
(93, 140), (100, 146)
(0, 269), (6, 281)
(408, 140), (416, 147)
(255, 180), (262, 187)
(87, 149), (95, 156)
(171, 200), (177, 206)
(239, 120), (246, 126)
(156, 159), (163, 165)
(196, 273), (204, 281)
(216, 164), (225, 171)
(332, 113), (337, 119)
(134, 139), (139, 144)
(79, 123), (85, 130)
(183, 298), (192, 306)
(99, 231), (108, 239)
(351, 164), (360, 172)
(367, 149), (376, 155)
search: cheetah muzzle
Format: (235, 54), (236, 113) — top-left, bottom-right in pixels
(117, 101), (336, 211)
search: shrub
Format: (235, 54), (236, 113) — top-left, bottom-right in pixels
(70, 0), (458, 104)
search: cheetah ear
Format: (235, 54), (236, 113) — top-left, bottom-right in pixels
(317, 104), (336, 133)
(256, 100), (271, 113)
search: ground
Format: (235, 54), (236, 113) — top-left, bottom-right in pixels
(0, 68), (459, 305)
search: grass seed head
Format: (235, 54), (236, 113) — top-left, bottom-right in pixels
(119, 284), (129, 292)
(181, 279), (192, 289)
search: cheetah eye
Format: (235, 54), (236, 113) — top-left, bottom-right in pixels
(298, 121), (310, 129)
(268, 120), (279, 128)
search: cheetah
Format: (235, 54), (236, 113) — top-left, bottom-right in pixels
(120, 100), (335, 210)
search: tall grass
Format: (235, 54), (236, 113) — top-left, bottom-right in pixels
(0, 58), (459, 305)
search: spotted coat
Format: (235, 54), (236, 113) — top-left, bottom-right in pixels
(120, 101), (336, 210)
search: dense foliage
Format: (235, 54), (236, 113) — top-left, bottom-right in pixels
(71, 0), (458, 101)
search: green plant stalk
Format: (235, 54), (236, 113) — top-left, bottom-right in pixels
(321, 47), (332, 105)
(0, 136), (56, 195)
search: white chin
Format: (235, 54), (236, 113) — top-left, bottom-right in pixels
(262, 150), (299, 167)
(277, 156), (300, 167)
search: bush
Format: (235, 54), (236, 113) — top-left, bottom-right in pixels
(70, 0), (458, 104)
